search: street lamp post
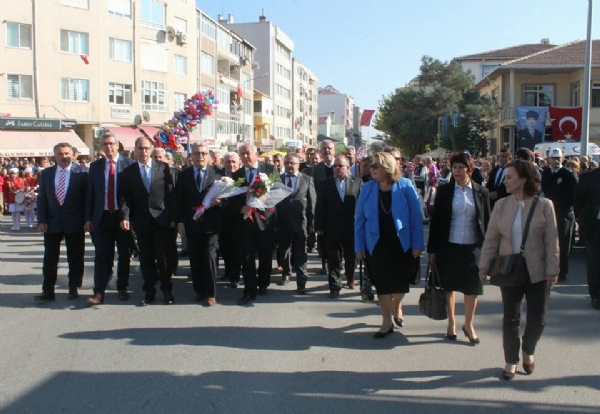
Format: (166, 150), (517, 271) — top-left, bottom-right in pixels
(581, 0), (593, 156)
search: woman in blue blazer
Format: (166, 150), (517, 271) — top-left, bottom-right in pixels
(355, 152), (425, 338)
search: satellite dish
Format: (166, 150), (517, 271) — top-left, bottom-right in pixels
(133, 115), (143, 125)
(165, 26), (176, 41)
(252, 62), (260, 70)
(142, 111), (151, 122)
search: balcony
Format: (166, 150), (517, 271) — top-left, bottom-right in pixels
(501, 106), (516, 123)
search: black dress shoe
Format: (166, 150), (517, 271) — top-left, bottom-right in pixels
(164, 292), (174, 305)
(501, 370), (516, 380)
(374, 325), (394, 339)
(592, 298), (600, 310)
(462, 327), (480, 345)
(394, 317), (404, 328)
(139, 295), (155, 307)
(258, 287), (268, 296)
(34, 292), (55, 302)
(238, 295), (256, 305)
(68, 288), (79, 300)
(277, 276), (290, 286)
(118, 289), (130, 301)
(228, 282), (239, 288)
(296, 286), (307, 294)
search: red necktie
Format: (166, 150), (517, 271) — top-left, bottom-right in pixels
(108, 160), (115, 211)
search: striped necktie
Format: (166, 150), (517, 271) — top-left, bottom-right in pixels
(56, 169), (66, 205)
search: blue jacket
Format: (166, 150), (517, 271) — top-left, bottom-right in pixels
(355, 178), (425, 255)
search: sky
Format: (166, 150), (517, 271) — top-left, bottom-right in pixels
(197, 0), (599, 141)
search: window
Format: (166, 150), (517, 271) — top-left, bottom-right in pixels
(173, 17), (187, 34)
(174, 92), (186, 111)
(61, 78), (89, 102)
(141, 41), (167, 72)
(522, 85), (553, 107)
(60, 30), (89, 55)
(591, 83), (600, 108)
(7, 74), (32, 99)
(275, 126), (291, 139)
(174, 55), (187, 75)
(141, 80), (167, 111)
(571, 83), (580, 107)
(201, 117), (215, 138)
(6, 22), (32, 48)
(217, 87), (230, 108)
(60, 0), (89, 9)
(216, 26), (229, 48)
(200, 52), (214, 75)
(481, 64), (498, 78)
(109, 38), (132, 62)
(276, 84), (291, 99)
(243, 99), (252, 116)
(141, 0), (165, 29)
(217, 115), (229, 134)
(201, 15), (216, 40)
(108, 0), (131, 18)
(254, 100), (262, 113)
(108, 83), (132, 105)
(276, 42), (291, 60)
(242, 72), (251, 89)
(276, 63), (291, 80)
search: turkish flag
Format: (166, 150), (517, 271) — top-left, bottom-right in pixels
(549, 106), (582, 141)
(360, 109), (375, 126)
(237, 83), (243, 99)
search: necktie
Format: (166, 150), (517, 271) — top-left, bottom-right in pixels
(141, 164), (150, 192)
(195, 169), (201, 189)
(248, 168), (255, 183)
(108, 160), (115, 211)
(287, 175), (293, 188)
(198, 169), (205, 191)
(56, 169), (66, 205)
(495, 167), (503, 188)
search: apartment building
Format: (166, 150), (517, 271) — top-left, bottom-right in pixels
(221, 13), (296, 149)
(0, 0), (255, 156)
(292, 58), (318, 147)
(317, 85), (354, 140)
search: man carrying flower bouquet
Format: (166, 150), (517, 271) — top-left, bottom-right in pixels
(232, 144), (280, 305)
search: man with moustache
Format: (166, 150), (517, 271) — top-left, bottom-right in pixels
(220, 152), (242, 287)
(486, 148), (511, 210)
(120, 137), (176, 306)
(231, 144), (279, 304)
(273, 153), (285, 175)
(35, 143), (88, 302)
(315, 155), (362, 297)
(312, 140), (336, 274)
(85, 133), (135, 305)
(176, 143), (223, 306)
(275, 153), (316, 292)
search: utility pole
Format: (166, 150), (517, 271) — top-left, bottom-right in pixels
(581, 0), (593, 156)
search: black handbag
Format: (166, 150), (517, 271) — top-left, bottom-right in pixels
(418, 261), (447, 320)
(488, 197), (539, 287)
(359, 259), (375, 304)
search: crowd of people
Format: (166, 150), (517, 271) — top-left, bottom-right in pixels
(2, 135), (599, 381)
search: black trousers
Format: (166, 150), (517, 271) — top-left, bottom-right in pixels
(277, 228), (308, 287)
(556, 211), (574, 280)
(307, 231), (316, 250)
(92, 211), (131, 295)
(135, 222), (171, 295)
(166, 227), (179, 276)
(501, 280), (549, 364)
(187, 231), (219, 298)
(220, 219), (241, 284)
(42, 231), (85, 293)
(326, 235), (356, 291)
(585, 226), (600, 300)
(241, 226), (275, 297)
(317, 234), (328, 270)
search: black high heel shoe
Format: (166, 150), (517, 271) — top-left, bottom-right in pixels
(462, 327), (480, 345)
(394, 317), (404, 328)
(374, 325), (394, 339)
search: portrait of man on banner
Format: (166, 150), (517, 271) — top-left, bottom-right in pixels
(516, 107), (547, 150)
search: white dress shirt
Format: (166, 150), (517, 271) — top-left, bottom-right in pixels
(104, 155), (120, 210)
(512, 200), (524, 253)
(335, 176), (347, 201)
(449, 181), (478, 245)
(54, 164), (72, 199)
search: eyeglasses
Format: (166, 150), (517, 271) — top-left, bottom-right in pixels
(284, 161), (298, 165)
(333, 164), (348, 168)
(136, 147), (152, 151)
(103, 142), (117, 147)
(193, 151), (209, 156)
(369, 163), (383, 170)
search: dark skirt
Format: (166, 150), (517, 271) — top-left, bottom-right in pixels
(437, 242), (483, 296)
(366, 238), (413, 295)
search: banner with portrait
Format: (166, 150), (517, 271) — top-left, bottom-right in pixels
(515, 106), (548, 150)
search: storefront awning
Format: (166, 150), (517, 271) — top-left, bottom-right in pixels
(104, 126), (144, 151)
(0, 130), (89, 157)
(140, 126), (160, 140)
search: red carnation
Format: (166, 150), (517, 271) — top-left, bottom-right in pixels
(257, 189), (263, 195)
(254, 176), (260, 182)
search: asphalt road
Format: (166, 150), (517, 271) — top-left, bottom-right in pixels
(0, 216), (599, 414)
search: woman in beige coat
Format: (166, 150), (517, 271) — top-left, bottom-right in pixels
(479, 160), (559, 381)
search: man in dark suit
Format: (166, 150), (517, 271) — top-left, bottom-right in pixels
(219, 151), (242, 287)
(120, 137), (176, 306)
(176, 143), (222, 306)
(275, 153), (316, 292)
(486, 148), (511, 209)
(311, 140), (336, 275)
(35, 142), (88, 302)
(518, 110), (543, 149)
(231, 143), (279, 305)
(85, 132), (135, 305)
(542, 148), (577, 283)
(315, 155), (362, 298)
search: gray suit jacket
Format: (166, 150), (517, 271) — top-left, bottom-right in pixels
(276, 172), (316, 234)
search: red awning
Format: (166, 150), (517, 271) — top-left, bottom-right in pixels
(105, 126), (143, 151)
(140, 126), (160, 140)
(0, 130), (89, 157)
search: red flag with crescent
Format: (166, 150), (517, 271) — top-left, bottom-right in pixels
(549, 107), (582, 142)
(360, 109), (375, 126)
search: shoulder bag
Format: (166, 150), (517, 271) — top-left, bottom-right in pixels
(418, 261), (448, 320)
(488, 196), (539, 287)
(359, 259), (375, 304)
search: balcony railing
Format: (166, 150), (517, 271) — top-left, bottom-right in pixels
(501, 106), (516, 122)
